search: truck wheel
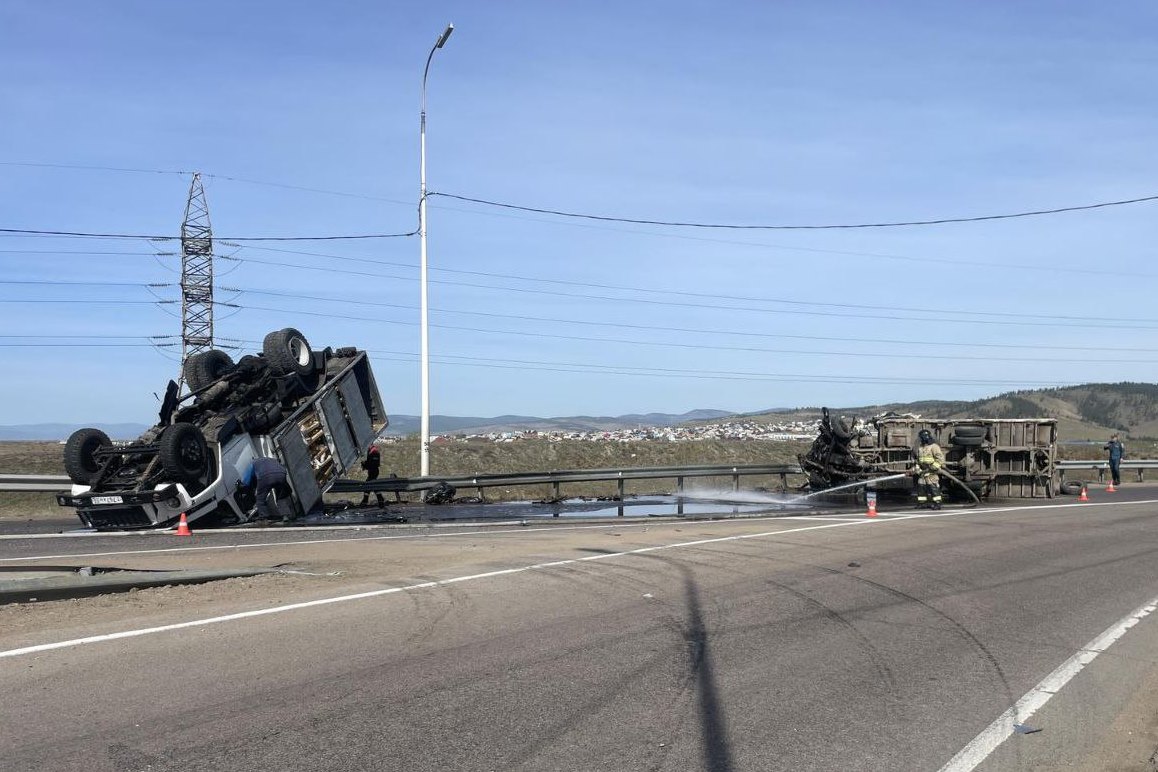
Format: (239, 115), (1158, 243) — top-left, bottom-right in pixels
(159, 423), (209, 484)
(263, 328), (313, 377)
(1059, 480), (1084, 496)
(950, 434), (985, 447)
(184, 349), (236, 392)
(953, 425), (987, 439)
(64, 428), (112, 484)
(830, 417), (853, 442)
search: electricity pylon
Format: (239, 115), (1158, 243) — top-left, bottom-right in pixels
(178, 172), (214, 389)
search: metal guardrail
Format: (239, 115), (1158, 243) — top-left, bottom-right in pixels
(1, 464), (806, 499)
(0, 474), (71, 492)
(330, 463), (805, 500)
(1055, 460), (1158, 483)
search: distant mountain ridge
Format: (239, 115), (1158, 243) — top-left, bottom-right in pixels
(383, 409), (735, 436)
(735, 382), (1158, 440)
(7, 383), (1154, 441)
(0, 423), (151, 441)
(0, 410), (736, 441)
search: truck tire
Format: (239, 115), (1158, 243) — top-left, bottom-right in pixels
(184, 349), (235, 392)
(830, 417), (853, 442)
(950, 434), (985, 447)
(158, 423), (209, 484)
(263, 328), (313, 378)
(1059, 480), (1084, 496)
(64, 427), (112, 484)
(953, 425), (987, 439)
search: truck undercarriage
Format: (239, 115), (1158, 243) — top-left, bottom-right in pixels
(57, 328), (386, 529)
(799, 408), (1057, 500)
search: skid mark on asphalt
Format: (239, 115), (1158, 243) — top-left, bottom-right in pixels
(937, 597), (1158, 772)
(4, 499), (1158, 662)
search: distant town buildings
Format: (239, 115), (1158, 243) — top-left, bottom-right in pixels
(379, 420), (818, 445)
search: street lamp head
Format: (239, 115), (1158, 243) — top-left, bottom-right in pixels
(436, 23), (454, 49)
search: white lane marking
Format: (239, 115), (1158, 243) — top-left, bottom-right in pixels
(0, 515), (802, 563)
(4, 497), (1154, 565)
(6, 498), (1158, 660)
(938, 598), (1158, 772)
(0, 516), (894, 659)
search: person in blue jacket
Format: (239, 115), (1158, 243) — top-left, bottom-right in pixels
(241, 456), (291, 522)
(1104, 434), (1126, 487)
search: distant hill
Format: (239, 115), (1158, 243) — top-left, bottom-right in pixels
(385, 409), (735, 436)
(0, 423), (150, 441)
(0, 411), (737, 441)
(734, 382), (1158, 440)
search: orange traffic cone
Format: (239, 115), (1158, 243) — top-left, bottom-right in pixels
(866, 497), (878, 518)
(175, 513), (192, 536)
(1079, 486), (1089, 502)
(1107, 480), (1117, 493)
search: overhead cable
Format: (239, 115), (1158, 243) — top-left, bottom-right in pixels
(428, 191), (1158, 230)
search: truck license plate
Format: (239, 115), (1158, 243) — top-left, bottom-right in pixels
(91, 495), (124, 505)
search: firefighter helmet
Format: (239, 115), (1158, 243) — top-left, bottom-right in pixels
(918, 429), (934, 445)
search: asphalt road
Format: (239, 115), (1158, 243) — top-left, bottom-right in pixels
(4, 487), (1158, 771)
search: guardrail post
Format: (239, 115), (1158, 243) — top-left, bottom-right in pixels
(1098, 468), (1105, 483)
(677, 476), (684, 495)
(732, 468), (739, 492)
(1139, 468), (1145, 482)
(780, 472), (787, 490)
(617, 478), (624, 500)
(552, 480), (561, 499)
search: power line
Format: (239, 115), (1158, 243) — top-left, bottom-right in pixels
(0, 279), (173, 287)
(0, 162), (410, 204)
(218, 335), (1081, 387)
(0, 226), (418, 242)
(9, 241), (1151, 326)
(0, 299), (174, 304)
(224, 287), (1157, 363)
(221, 255), (1158, 331)
(428, 191), (1158, 230)
(0, 334), (177, 339)
(227, 241), (1147, 323)
(363, 352), (1080, 388)
(9, 161), (1158, 230)
(226, 301), (1158, 368)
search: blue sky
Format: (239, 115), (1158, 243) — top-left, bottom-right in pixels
(1, 1), (1156, 425)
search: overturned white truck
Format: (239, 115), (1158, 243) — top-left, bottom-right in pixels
(57, 328), (386, 529)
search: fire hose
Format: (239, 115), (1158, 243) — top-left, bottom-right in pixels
(866, 461), (982, 508)
(932, 467), (981, 508)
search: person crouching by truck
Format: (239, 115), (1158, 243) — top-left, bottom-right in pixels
(241, 456), (292, 523)
(359, 444), (387, 508)
(1104, 434), (1126, 487)
(912, 429), (946, 510)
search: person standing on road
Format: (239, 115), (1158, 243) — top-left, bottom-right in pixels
(242, 456), (291, 522)
(913, 429), (946, 510)
(359, 444), (387, 508)
(1104, 434), (1126, 487)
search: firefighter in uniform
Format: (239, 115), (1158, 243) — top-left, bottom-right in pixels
(913, 429), (946, 510)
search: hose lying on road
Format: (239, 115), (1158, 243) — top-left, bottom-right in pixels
(936, 468), (981, 508)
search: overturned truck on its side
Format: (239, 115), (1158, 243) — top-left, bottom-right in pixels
(799, 408), (1058, 500)
(57, 328), (386, 529)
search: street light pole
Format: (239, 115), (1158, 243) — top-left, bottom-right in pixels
(419, 23), (454, 477)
